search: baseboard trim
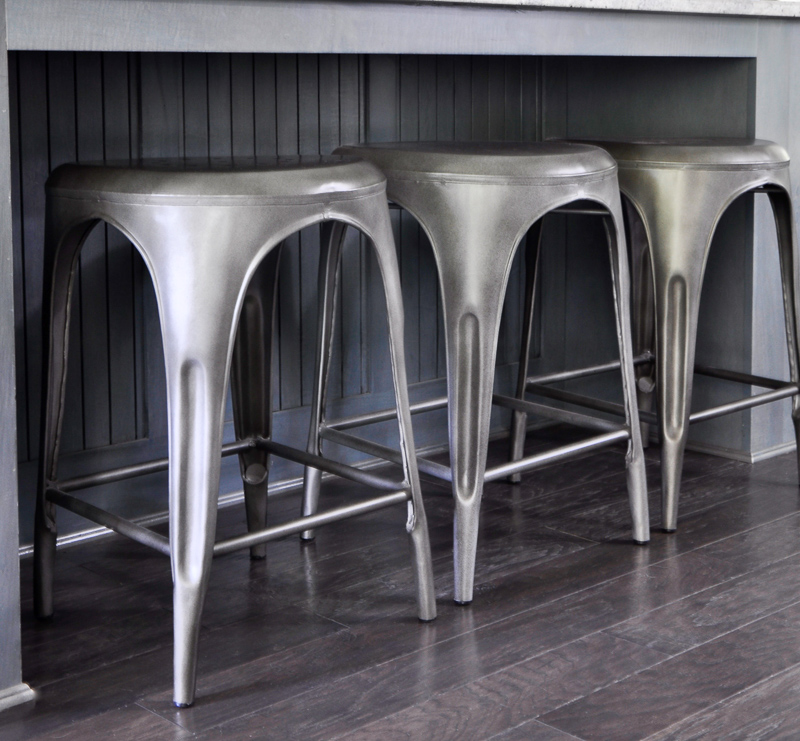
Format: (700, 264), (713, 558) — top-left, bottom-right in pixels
(0, 683), (36, 713)
(684, 438), (797, 464)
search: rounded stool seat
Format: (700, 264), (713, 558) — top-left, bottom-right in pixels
(318, 141), (650, 605)
(35, 156), (436, 707)
(573, 138), (799, 531)
(587, 138), (788, 170)
(45, 155), (386, 202)
(336, 141), (617, 183)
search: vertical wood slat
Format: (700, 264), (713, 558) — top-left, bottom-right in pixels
(276, 54), (302, 410)
(207, 54), (232, 158)
(103, 53), (138, 446)
(9, 51), (25, 461)
(252, 54), (279, 410)
(76, 53), (110, 451)
(319, 55), (343, 400)
(415, 56), (440, 384)
(365, 55), (399, 396)
(183, 54), (209, 158)
(338, 54), (364, 399)
(298, 55), (321, 408)
(45, 53), (83, 455)
(138, 54), (184, 443)
(17, 52), (49, 460)
(398, 56), (420, 386)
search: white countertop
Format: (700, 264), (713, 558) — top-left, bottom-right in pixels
(412, 0), (800, 18)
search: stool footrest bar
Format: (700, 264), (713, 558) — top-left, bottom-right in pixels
(46, 488), (171, 556)
(693, 364), (795, 391)
(255, 438), (406, 492)
(526, 384), (659, 425)
(213, 490), (410, 556)
(689, 385), (799, 423)
(525, 353), (653, 387)
(58, 440), (253, 493)
(485, 429), (631, 482)
(325, 396), (449, 431)
(320, 426), (453, 482)
(492, 393), (628, 433)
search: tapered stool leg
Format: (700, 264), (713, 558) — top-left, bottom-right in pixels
(364, 205), (437, 621)
(508, 220), (544, 483)
(156, 231), (243, 707)
(602, 208), (649, 543)
(34, 216), (97, 619)
(625, 198), (657, 449)
(301, 222), (347, 542)
(768, 189), (800, 475)
(642, 175), (722, 532)
(231, 245), (282, 559)
(417, 199), (519, 605)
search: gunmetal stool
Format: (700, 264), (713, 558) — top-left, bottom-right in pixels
(304, 142), (649, 605)
(34, 157), (436, 708)
(516, 138), (800, 532)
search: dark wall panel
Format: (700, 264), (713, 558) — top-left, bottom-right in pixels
(10, 51), (753, 547)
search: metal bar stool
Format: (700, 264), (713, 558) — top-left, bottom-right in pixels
(33, 157), (436, 708)
(303, 142), (650, 605)
(514, 138), (800, 532)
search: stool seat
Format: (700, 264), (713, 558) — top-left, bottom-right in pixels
(35, 156), (436, 708)
(320, 140), (650, 605)
(580, 138), (789, 170)
(337, 141), (616, 183)
(46, 156), (385, 204)
(572, 137), (799, 532)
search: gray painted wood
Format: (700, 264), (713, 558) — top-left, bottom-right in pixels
(2, 0), (800, 713)
(6, 48), (774, 547)
(0, 0), (34, 708)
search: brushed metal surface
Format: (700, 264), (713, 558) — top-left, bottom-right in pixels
(34, 157), (436, 707)
(325, 141), (650, 604)
(582, 138), (800, 531)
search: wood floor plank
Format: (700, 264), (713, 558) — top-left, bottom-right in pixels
(645, 663), (800, 740)
(28, 704), (192, 741)
(605, 551), (800, 655)
(5, 443), (800, 741)
(539, 601), (800, 741)
(489, 720), (584, 740)
(159, 549), (740, 738)
(330, 632), (667, 741)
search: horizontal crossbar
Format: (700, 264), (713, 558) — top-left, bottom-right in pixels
(526, 353), (653, 387)
(689, 385), (799, 423)
(320, 426), (453, 482)
(213, 490), (410, 556)
(58, 440), (252, 493)
(526, 369), (798, 427)
(484, 428), (631, 482)
(46, 488), (171, 556)
(694, 364), (793, 391)
(325, 396), (448, 431)
(492, 392), (627, 434)
(254, 438), (407, 492)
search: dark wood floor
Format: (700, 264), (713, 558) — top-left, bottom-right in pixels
(6, 429), (800, 740)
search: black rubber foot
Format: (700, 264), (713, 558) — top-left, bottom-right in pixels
(633, 539), (649, 546)
(173, 701), (192, 708)
(662, 528), (677, 534)
(249, 553), (267, 561)
(453, 599), (472, 606)
(418, 615), (437, 623)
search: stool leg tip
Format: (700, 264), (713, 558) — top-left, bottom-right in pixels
(662, 528), (676, 534)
